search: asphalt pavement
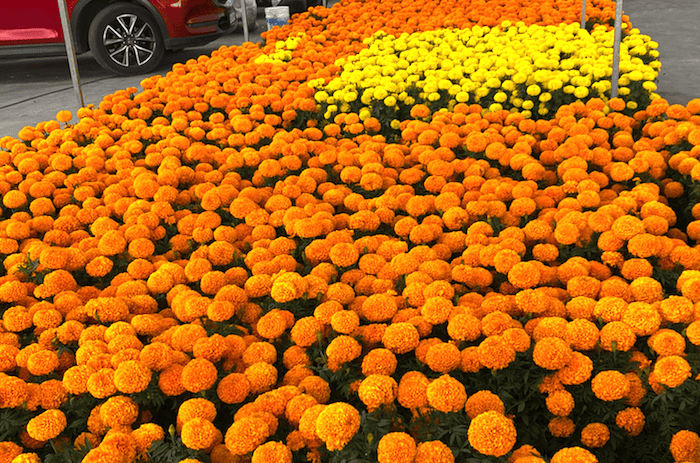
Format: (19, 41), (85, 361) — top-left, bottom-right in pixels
(0, 1), (698, 139)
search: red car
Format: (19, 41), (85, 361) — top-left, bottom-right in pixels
(0, 0), (239, 75)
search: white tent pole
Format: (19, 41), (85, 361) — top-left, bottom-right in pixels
(240, 0), (249, 42)
(580, 0), (587, 29)
(611, 0), (623, 98)
(57, 0), (84, 109)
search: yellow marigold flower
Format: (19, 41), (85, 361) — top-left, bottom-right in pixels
(26, 409), (66, 441)
(113, 360), (152, 394)
(224, 417), (270, 456)
(591, 370), (630, 401)
(397, 371), (430, 410)
(580, 423), (610, 449)
(361, 348), (397, 376)
(382, 322), (420, 354)
(599, 321), (636, 352)
(377, 432), (417, 463)
(550, 447), (598, 463)
(532, 337), (572, 370)
(464, 390), (505, 419)
(653, 355), (692, 389)
(546, 390), (575, 417)
(415, 440), (455, 463)
(252, 441), (292, 463)
(315, 402), (361, 451)
(426, 374), (467, 413)
(468, 411), (516, 457)
(477, 336), (516, 371)
(181, 417), (219, 451)
(670, 430), (700, 463)
(616, 407), (645, 436)
(548, 417), (576, 438)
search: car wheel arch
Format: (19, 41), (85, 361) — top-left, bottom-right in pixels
(70, 0), (172, 54)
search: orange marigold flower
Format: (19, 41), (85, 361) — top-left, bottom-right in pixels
(545, 390), (575, 417)
(591, 370), (630, 401)
(113, 360), (152, 394)
(224, 417), (270, 456)
(477, 336), (516, 371)
(622, 302), (661, 336)
(508, 262), (541, 289)
(447, 313), (481, 342)
(100, 395), (138, 428)
(361, 348), (397, 376)
(426, 374), (467, 413)
(244, 362), (278, 395)
(425, 342), (461, 374)
(653, 355), (692, 389)
(468, 411), (516, 457)
(580, 423), (610, 449)
(87, 368), (117, 399)
(252, 441), (292, 463)
(649, 329), (686, 356)
(532, 337), (572, 370)
(359, 374), (398, 412)
(420, 296), (454, 325)
(550, 447), (598, 463)
(315, 402), (360, 451)
(659, 295), (695, 324)
(464, 390), (505, 419)
(377, 432), (417, 463)
(615, 407), (645, 436)
(26, 409), (66, 441)
(557, 352), (593, 386)
(599, 321), (636, 352)
(397, 371), (429, 410)
(290, 316), (321, 348)
(382, 322), (420, 354)
(182, 358), (218, 393)
(415, 440), (455, 463)
(548, 417), (576, 438)
(670, 430), (700, 463)
(362, 293), (398, 323)
(326, 335), (362, 372)
(182, 417), (219, 451)
(26, 349), (60, 376)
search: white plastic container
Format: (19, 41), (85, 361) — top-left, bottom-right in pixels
(265, 6), (290, 30)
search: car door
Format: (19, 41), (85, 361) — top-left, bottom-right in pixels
(0, 0), (63, 49)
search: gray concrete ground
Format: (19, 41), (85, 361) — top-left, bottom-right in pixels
(0, 1), (698, 139)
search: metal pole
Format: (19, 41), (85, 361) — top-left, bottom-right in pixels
(610, 0), (623, 98)
(580, 0), (586, 30)
(240, 0), (249, 42)
(57, 0), (84, 108)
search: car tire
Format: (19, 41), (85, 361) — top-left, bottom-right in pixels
(88, 3), (165, 76)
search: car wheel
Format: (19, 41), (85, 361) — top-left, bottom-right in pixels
(88, 3), (165, 76)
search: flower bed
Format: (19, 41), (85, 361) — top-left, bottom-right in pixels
(1, 0), (700, 463)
